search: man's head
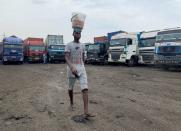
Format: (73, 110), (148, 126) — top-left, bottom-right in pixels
(73, 27), (82, 42)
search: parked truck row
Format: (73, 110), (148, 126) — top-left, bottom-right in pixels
(1, 28), (181, 69)
(85, 27), (181, 68)
(0, 35), (65, 64)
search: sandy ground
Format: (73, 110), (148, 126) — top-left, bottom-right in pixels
(0, 63), (181, 131)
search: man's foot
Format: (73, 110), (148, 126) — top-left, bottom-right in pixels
(84, 113), (96, 118)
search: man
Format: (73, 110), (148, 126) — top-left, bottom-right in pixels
(65, 28), (95, 117)
(43, 53), (47, 64)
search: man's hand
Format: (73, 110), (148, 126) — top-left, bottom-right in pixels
(70, 65), (77, 75)
(65, 52), (77, 76)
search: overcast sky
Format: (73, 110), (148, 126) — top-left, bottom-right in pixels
(0, 0), (181, 43)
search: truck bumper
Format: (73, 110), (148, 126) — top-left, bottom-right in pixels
(155, 55), (181, 66)
(108, 58), (126, 63)
(155, 60), (181, 66)
(3, 56), (23, 62)
(86, 58), (105, 63)
(138, 56), (155, 65)
(28, 56), (43, 62)
(49, 55), (65, 61)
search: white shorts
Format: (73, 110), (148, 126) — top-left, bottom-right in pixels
(67, 65), (88, 91)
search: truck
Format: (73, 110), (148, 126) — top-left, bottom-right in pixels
(108, 32), (140, 66)
(138, 30), (159, 64)
(0, 42), (2, 60)
(84, 43), (92, 63)
(47, 44), (65, 62)
(154, 28), (181, 68)
(24, 37), (46, 63)
(2, 36), (24, 64)
(87, 36), (109, 64)
(45, 35), (65, 62)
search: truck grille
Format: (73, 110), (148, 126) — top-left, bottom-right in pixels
(159, 46), (176, 53)
(142, 55), (154, 61)
(54, 55), (64, 59)
(56, 52), (62, 55)
(139, 49), (154, 54)
(110, 49), (123, 61)
(87, 53), (98, 59)
(139, 49), (154, 62)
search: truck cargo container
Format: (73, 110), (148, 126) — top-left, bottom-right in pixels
(2, 36), (24, 64)
(24, 37), (46, 62)
(45, 35), (65, 62)
(94, 36), (108, 43)
(45, 35), (63, 46)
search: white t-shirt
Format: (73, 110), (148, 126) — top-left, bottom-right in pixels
(65, 41), (85, 65)
(65, 41), (86, 78)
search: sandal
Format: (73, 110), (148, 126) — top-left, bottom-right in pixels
(84, 113), (96, 118)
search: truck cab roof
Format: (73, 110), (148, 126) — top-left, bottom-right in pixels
(111, 32), (139, 40)
(140, 30), (159, 39)
(3, 36), (23, 45)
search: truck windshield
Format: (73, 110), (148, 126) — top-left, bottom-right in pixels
(29, 46), (45, 51)
(156, 33), (181, 42)
(139, 38), (156, 47)
(85, 45), (89, 51)
(50, 45), (65, 50)
(4, 44), (23, 49)
(110, 38), (126, 46)
(88, 44), (99, 51)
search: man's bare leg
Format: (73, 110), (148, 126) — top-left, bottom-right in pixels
(68, 90), (74, 108)
(82, 89), (88, 114)
(82, 89), (95, 117)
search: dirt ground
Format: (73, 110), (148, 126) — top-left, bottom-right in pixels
(0, 63), (181, 131)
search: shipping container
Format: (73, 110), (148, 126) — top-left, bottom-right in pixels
(107, 30), (126, 41)
(45, 35), (63, 47)
(24, 38), (44, 45)
(94, 36), (108, 43)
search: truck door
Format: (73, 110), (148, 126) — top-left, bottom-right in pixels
(126, 38), (137, 60)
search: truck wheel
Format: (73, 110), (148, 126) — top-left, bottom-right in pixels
(127, 57), (135, 67)
(2, 60), (7, 65)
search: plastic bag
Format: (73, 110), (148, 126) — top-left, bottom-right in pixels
(71, 12), (86, 29)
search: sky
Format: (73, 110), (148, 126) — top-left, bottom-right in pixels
(0, 0), (181, 43)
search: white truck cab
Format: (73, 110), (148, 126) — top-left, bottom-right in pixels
(138, 30), (159, 64)
(108, 32), (140, 66)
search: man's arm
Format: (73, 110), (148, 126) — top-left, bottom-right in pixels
(65, 52), (77, 75)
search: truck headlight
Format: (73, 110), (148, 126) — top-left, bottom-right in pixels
(20, 57), (24, 61)
(3, 57), (7, 61)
